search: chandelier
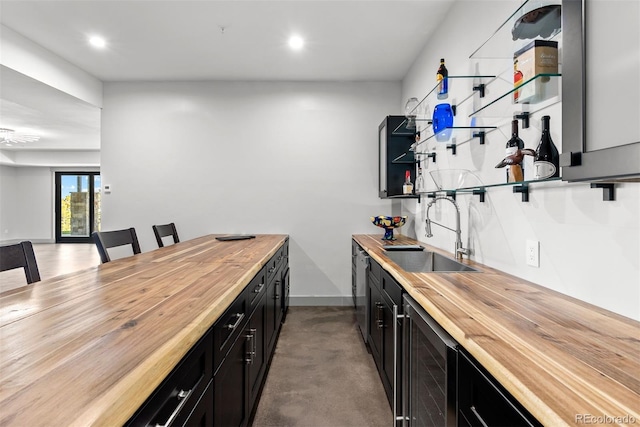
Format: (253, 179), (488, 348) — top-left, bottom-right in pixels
(0, 128), (41, 146)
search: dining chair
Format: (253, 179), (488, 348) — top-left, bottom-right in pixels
(0, 241), (41, 284)
(92, 228), (141, 263)
(152, 223), (180, 248)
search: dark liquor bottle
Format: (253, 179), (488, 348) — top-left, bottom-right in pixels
(505, 119), (524, 182)
(436, 58), (448, 99)
(534, 115), (560, 179)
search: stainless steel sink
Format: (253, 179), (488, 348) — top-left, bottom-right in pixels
(385, 250), (479, 273)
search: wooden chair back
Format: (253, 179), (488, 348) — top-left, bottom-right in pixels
(152, 223), (180, 248)
(0, 241), (41, 284)
(92, 228), (141, 263)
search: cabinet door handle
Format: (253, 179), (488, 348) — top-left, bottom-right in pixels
(245, 329), (256, 364)
(470, 406), (490, 427)
(225, 313), (245, 331)
(154, 388), (193, 427)
(376, 303), (385, 329)
(253, 283), (265, 294)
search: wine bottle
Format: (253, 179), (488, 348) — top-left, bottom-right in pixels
(505, 119), (525, 182)
(534, 115), (560, 179)
(436, 58), (448, 99)
(513, 58), (523, 103)
(403, 170), (414, 195)
(415, 167), (424, 193)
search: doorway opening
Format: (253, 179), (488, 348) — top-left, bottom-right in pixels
(55, 172), (101, 243)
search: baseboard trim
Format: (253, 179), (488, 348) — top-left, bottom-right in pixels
(290, 296), (353, 307)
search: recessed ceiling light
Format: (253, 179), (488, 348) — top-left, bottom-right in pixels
(288, 35), (304, 51)
(89, 36), (106, 49)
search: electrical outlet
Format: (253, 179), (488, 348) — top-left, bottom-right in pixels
(526, 240), (540, 267)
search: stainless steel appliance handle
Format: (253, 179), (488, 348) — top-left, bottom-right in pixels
(393, 303), (398, 427)
(402, 304), (411, 427)
(393, 303), (406, 427)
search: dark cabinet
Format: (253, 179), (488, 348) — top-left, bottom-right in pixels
(458, 350), (541, 427)
(379, 115), (419, 199)
(281, 266), (290, 322)
(125, 329), (213, 427)
(214, 329), (249, 427)
(183, 380), (214, 426)
(368, 275), (383, 368)
(264, 270), (282, 353)
(245, 266), (267, 413)
(214, 244), (289, 427)
(214, 290), (249, 374)
(129, 240), (289, 427)
(265, 242), (288, 355)
(274, 265), (284, 329)
(355, 242), (543, 427)
(380, 271), (403, 412)
(368, 266), (404, 411)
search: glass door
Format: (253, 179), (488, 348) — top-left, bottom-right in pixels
(55, 172), (101, 243)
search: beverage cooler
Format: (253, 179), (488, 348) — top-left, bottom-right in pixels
(400, 294), (458, 426)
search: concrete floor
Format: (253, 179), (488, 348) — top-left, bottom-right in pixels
(252, 306), (391, 427)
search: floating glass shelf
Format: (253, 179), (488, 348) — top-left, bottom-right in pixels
(392, 75), (496, 136)
(420, 126), (497, 144)
(469, 73), (561, 118)
(456, 176), (561, 192)
(418, 177), (563, 202)
(469, 0), (562, 60)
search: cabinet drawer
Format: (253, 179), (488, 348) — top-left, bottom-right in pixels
(265, 252), (281, 284)
(246, 266), (267, 312)
(281, 238), (289, 265)
(126, 329), (213, 427)
(369, 258), (382, 285)
(214, 293), (248, 374)
(381, 270), (402, 306)
(180, 379), (213, 427)
(458, 350), (541, 427)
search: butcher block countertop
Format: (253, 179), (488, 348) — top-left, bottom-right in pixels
(0, 234), (288, 427)
(353, 234), (640, 426)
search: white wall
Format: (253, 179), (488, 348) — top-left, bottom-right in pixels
(0, 165), (54, 243)
(101, 81), (398, 304)
(400, 0), (640, 320)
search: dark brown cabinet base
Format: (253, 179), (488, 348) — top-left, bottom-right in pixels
(127, 238), (289, 427)
(458, 350), (541, 427)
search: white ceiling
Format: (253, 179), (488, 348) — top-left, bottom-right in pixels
(0, 65), (101, 151)
(0, 0), (456, 153)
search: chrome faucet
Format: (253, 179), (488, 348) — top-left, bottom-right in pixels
(425, 196), (470, 260)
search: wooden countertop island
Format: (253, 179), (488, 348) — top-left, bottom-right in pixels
(353, 234), (640, 427)
(0, 234), (288, 427)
